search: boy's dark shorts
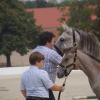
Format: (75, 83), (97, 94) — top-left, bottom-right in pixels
(26, 96), (49, 100)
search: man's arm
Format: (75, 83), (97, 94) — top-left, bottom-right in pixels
(49, 50), (62, 65)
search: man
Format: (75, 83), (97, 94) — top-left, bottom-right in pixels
(33, 31), (62, 100)
(20, 52), (63, 100)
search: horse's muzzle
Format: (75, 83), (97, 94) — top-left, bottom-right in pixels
(54, 45), (63, 56)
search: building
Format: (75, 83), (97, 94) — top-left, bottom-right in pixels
(26, 7), (69, 37)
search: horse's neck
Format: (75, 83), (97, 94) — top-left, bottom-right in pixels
(78, 31), (100, 61)
(77, 50), (99, 82)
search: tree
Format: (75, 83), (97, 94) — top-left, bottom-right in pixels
(36, 0), (47, 7)
(59, 0), (100, 40)
(24, 0), (56, 8)
(48, 0), (57, 4)
(0, 0), (39, 67)
(67, 0), (100, 40)
(68, 1), (91, 30)
(91, 0), (100, 40)
(24, 1), (37, 8)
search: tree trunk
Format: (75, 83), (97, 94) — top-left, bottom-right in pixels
(5, 54), (12, 67)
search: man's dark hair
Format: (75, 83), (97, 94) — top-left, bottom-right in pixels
(38, 31), (55, 45)
(29, 52), (44, 65)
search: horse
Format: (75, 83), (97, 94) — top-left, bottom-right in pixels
(54, 24), (100, 99)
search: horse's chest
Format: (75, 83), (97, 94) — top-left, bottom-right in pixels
(90, 78), (100, 96)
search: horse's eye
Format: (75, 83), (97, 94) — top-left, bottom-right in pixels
(60, 38), (64, 42)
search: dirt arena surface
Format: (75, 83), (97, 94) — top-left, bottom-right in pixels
(0, 67), (97, 100)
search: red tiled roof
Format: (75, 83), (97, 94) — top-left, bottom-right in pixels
(26, 7), (69, 30)
(26, 7), (69, 37)
(35, 7), (62, 29)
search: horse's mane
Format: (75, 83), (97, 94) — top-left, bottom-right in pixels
(77, 29), (100, 61)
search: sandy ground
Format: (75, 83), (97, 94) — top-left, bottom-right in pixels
(0, 69), (97, 100)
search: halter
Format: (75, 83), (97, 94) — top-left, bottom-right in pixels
(59, 29), (77, 75)
(58, 29), (77, 100)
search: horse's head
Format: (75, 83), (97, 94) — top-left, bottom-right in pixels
(55, 24), (80, 78)
(55, 24), (80, 54)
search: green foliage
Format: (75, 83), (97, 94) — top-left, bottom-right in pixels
(68, 1), (92, 31)
(24, 0), (56, 8)
(58, 0), (100, 41)
(57, 26), (65, 34)
(24, 1), (37, 8)
(0, 0), (39, 66)
(66, 0), (100, 40)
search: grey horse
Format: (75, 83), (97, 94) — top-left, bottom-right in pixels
(55, 24), (100, 99)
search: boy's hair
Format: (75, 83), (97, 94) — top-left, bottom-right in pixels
(29, 52), (44, 65)
(38, 31), (55, 45)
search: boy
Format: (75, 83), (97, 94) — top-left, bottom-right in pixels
(20, 52), (63, 100)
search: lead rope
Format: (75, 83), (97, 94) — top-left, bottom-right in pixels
(58, 29), (77, 100)
(58, 69), (68, 100)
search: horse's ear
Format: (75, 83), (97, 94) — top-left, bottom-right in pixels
(62, 23), (69, 31)
(62, 24), (72, 35)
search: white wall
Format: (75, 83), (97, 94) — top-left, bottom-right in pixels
(0, 67), (96, 100)
(0, 67), (29, 100)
